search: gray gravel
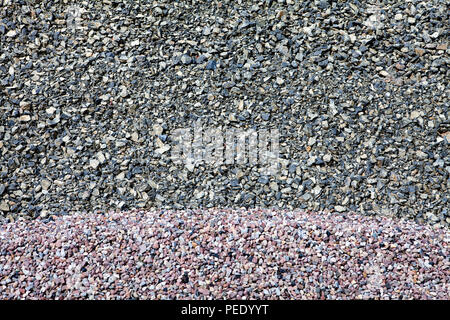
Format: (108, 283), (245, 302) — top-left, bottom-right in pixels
(0, 0), (449, 226)
(0, 209), (448, 299)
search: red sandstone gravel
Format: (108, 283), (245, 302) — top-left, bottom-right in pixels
(0, 209), (448, 299)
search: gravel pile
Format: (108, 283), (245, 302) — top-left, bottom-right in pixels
(0, 209), (448, 299)
(0, 0), (448, 225)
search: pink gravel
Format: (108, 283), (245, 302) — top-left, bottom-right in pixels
(0, 209), (448, 299)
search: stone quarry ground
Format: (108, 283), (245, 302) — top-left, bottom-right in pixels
(0, 0), (448, 299)
(0, 209), (448, 299)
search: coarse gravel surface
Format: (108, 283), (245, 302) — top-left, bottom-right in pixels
(0, 0), (449, 226)
(0, 209), (448, 299)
